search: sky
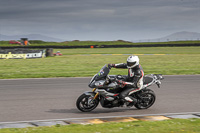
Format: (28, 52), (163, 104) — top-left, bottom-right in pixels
(0, 0), (199, 41)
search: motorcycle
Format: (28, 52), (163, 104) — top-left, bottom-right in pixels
(76, 64), (164, 112)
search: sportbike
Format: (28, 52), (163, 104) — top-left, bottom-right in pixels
(76, 64), (164, 112)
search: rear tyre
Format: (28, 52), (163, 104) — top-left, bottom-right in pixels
(76, 94), (99, 112)
(134, 89), (156, 109)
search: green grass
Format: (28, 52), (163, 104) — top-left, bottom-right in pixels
(55, 46), (200, 55)
(1, 119), (200, 133)
(0, 40), (200, 47)
(0, 47), (200, 79)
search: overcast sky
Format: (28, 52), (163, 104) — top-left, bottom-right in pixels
(0, 0), (199, 41)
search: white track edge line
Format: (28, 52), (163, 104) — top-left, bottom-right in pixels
(0, 112), (200, 124)
(0, 75), (200, 81)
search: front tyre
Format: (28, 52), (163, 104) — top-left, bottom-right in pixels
(76, 93), (99, 112)
(134, 89), (156, 109)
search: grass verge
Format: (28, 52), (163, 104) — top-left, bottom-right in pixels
(1, 119), (200, 133)
(0, 47), (199, 79)
(1, 40), (200, 46)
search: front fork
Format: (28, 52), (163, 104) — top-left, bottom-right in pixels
(87, 88), (99, 106)
(92, 88), (99, 99)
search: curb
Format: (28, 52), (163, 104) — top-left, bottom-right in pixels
(0, 112), (200, 129)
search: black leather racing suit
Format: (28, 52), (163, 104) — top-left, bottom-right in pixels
(114, 63), (144, 101)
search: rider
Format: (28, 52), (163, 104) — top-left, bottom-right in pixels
(108, 55), (144, 105)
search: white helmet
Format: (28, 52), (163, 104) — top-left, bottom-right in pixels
(127, 55), (139, 68)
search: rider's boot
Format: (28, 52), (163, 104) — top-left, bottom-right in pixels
(124, 96), (137, 106)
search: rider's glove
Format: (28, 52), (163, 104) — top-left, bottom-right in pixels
(108, 64), (115, 69)
(116, 80), (126, 88)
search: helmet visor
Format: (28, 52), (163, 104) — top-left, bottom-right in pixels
(127, 61), (136, 67)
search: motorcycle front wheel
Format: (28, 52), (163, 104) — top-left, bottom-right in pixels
(76, 93), (99, 112)
(134, 89), (156, 109)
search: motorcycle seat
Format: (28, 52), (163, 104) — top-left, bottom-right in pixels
(143, 76), (153, 85)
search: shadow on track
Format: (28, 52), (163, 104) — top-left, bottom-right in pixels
(46, 108), (138, 114)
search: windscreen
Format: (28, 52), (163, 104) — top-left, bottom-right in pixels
(88, 65), (110, 87)
(95, 64), (110, 80)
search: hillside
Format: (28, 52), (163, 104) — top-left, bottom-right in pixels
(0, 34), (63, 42)
(159, 31), (200, 41)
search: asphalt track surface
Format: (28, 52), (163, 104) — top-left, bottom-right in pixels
(0, 75), (200, 123)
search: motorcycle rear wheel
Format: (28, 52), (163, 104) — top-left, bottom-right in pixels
(134, 89), (156, 109)
(76, 94), (99, 112)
